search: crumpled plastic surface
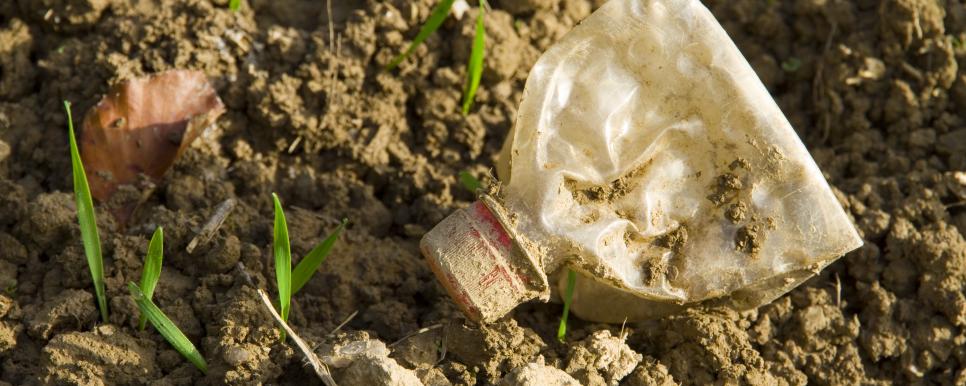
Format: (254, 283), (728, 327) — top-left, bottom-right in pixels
(497, 0), (862, 321)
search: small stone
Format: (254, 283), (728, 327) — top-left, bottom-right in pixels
(339, 354), (423, 386)
(501, 362), (580, 386)
(223, 346), (252, 366)
(391, 329), (441, 369)
(319, 337), (390, 368)
(858, 57), (886, 80)
(417, 367), (453, 386)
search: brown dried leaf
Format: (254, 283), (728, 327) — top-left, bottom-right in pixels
(80, 70), (225, 203)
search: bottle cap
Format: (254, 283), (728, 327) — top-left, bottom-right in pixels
(420, 198), (548, 323)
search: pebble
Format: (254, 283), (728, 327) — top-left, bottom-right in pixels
(223, 346), (252, 366)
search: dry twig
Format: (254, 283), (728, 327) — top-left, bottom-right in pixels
(187, 198), (237, 253)
(256, 288), (337, 386)
(328, 310), (359, 337)
(236, 262), (337, 386)
(388, 324), (444, 347)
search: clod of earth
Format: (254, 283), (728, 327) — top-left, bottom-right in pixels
(79, 69), (225, 210)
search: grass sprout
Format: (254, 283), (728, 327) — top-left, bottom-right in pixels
(557, 269), (577, 343)
(138, 227), (164, 331)
(462, 3), (486, 114)
(458, 171), (481, 192)
(781, 57), (802, 73)
(271, 194), (348, 341)
(385, 0), (456, 71)
(291, 218), (348, 294)
(65, 100), (109, 322)
(229, 0), (240, 11)
(387, 0), (488, 114)
(272, 193), (292, 340)
(128, 283), (208, 373)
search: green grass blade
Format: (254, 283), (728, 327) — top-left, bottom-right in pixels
(272, 194), (292, 328)
(228, 0), (240, 11)
(66, 100), (109, 323)
(385, 0), (456, 70)
(557, 269), (577, 343)
(138, 227), (164, 331)
(458, 171), (481, 192)
(291, 218), (347, 295)
(461, 5), (486, 115)
(128, 283), (207, 373)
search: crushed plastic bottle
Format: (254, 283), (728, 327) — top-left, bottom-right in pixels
(421, 0), (863, 323)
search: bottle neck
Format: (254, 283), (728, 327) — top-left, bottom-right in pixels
(420, 196), (549, 323)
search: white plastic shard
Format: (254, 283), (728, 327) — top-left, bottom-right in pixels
(421, 0), (863, 323)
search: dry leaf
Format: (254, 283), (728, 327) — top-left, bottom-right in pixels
(80, 70), (225, 203)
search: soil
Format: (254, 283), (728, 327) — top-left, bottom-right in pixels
(1, 0), (965, 385)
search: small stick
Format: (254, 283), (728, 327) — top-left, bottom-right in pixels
(326, 0), (335, 55)
(287, 136), (302, 154)
(388, 324), (444, 347)
(944, 201), (966, 209)
(834, 273), (842, 308)
(327, 310), (359, 337)
(186, 198), (237, 253)
(235, 263), (336, 385)
(387, 322), (449, 365)
(812, 22), (837, 143)
(256, 288), (337, 386)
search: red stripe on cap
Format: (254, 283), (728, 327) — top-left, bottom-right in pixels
(471, 201), (512, 248)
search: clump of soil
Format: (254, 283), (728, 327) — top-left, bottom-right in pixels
(706, 172), (744, 206)
(563, 330), (641, 385)
(656, 225), (688, 252)
(499, 361), (579, 385)
(444, 319), (546, 382)
(40, 325), (159, 385)
(1, 0), (966, 385)
(734, 224), (762, 255)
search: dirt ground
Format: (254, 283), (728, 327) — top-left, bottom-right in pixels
(1, 0), (965, 384)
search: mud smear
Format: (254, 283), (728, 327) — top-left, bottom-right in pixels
(0, 0), (965, 385)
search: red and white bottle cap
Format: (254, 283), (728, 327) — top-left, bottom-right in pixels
(420, 198), (548, 323)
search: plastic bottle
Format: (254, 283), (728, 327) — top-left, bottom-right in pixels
(421, 0), (863, 323)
